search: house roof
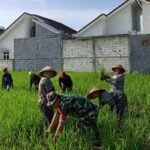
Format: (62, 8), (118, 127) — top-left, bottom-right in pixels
(0, 12), (76, 40)
(0, 29), (4, 35)
(76, 0), (130, 35)
(76, 0), (150, 36)
(33, 14), (76, 34)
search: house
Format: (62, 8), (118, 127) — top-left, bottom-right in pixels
(0, 26), (5, 35)
(75, 0), (150, 37)
(0, 12), (76, 70)
(62, 0), (150, 73)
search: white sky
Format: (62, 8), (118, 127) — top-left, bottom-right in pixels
(0, 0), (124, 31)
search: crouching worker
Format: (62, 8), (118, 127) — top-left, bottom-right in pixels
(29, 72), (40, 91)
(59, 71), (73, 93)
(87, 87), (128, 121)
(2, 67), (13, 90)
(38, 66), (57, 127)
(46, 91), (100, 144)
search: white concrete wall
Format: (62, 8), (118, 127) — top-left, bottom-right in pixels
(0, 60), (13, 70)
(142, 1), (150, 34)
(63, 58), (94, 72)
(63, 40), (93, 58)
(95, 36), (129, 57)
(63, 35), (129, 72)
(63, 39), (94, 72)
(0, 16), (33, 59)
(78, 17), (106, 37)
(106, 5), (132, 35)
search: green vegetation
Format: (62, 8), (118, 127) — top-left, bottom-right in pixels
(0, 71), (150, 149)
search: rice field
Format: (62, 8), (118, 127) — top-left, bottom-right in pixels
(0, 71), (150, 150)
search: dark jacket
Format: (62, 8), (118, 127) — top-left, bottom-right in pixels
(59, 75), (73, 88)
(2, 73), (13, 89)
(30, 74), (41, 90)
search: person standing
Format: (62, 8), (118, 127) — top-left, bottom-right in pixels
(100, 64), (126, 112)
(59, 71), (73, 93)
(2, 67), (13, 90)
(38, 66), (57, 126)
(100, 64), (125, 94)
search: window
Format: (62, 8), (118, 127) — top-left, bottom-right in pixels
(3, 51), (9, 60)
(30, 26), (36, 37)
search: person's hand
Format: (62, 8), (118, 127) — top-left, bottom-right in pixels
(45, 129), (51, 133)
(100, 75), (109, 81)
(44, 129), (50, 138)
(51, 135), (59, 144)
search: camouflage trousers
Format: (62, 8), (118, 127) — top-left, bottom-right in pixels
(76, 105), (99, 140)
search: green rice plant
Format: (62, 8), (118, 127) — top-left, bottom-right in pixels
(0, 71), (150, 149)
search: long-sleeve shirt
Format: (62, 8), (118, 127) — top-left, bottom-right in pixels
(59, 75), (73, 88)
(2, 73), (13, 89)
(53, 95), (98, 124)
(106, 74), (125, 93)
(38, 77), (55, 104)
(30, 74), (40, 89)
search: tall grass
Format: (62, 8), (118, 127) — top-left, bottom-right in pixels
(0, 71), (150, 149)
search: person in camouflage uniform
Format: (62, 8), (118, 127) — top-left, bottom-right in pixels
(46, 91), (99, 143)
(87, 87), (128, 120)
(38, 66), (57, 126)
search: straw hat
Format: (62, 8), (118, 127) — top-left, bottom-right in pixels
(39, 66), (57, 77)
(112, 64), (125, 73)
(87, 87), (105, 99)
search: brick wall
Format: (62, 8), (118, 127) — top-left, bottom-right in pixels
(63, 35), (130, 72)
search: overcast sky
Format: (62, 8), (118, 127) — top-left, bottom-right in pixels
(0, 0), (125, 31)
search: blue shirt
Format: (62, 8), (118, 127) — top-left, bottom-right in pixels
(106, 74), (125, 93)
(2, 73), (13, 89)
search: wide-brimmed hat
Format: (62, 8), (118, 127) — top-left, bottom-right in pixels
(112, 64), (125, 73)
(39, 66), (57, 77)
(47, 91), (58, 106)
(87, 87), (105, 99)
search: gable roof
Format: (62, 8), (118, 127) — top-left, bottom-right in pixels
(76, 0), (150, 36)
(0, 29), (4, 35)
(0, 12), (76, 40)
(32, 14), (76, 34)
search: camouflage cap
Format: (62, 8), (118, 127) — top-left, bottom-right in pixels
(47, 91), (58, 106)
